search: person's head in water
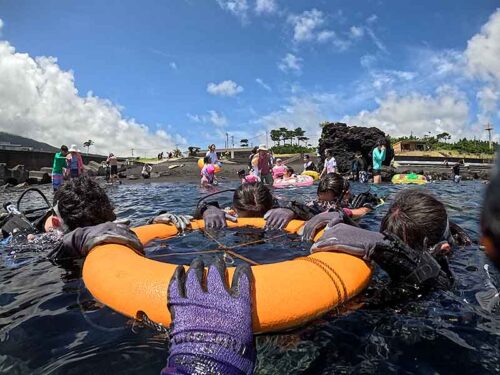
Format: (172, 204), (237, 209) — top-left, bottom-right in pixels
(481, 160), (500, 263)
(60, 145), (68, 156)
(284, 167), (295, 178)
(237, 169), (246, 178)
(233, 182), (273, 217)
(51, 176), (116, 232)
(317, 173), (350, 206)
(380, 188), (451, 251)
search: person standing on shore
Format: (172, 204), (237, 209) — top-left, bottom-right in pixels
(206, 144), (221, 167)
(319, 149), (337, 179)
(303, 154), (317, 172)
(248, 146), (258, 170)
(372, 140), (386, 184)
(257, 145), (273, 185)
(106, 153), (118, 184)
(52, 145), (68, 191)
(66, 145), (84, 179)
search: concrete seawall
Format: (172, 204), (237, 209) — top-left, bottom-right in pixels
(0, 149), (108, 170)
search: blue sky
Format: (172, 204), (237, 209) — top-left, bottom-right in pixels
(0, 0), (499, 155)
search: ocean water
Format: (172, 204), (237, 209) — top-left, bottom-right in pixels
(1, 180), (499, 374)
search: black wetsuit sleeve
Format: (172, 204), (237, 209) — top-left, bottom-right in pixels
(48, 228), (86, 260)
(277, 201), (322, 221)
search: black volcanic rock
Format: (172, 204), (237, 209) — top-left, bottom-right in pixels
(318, 122), (394, 173)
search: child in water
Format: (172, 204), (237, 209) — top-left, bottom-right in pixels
(272, 158), (287, 179)
(282, 167), (297, 180)
(200, 156), (216, 187)
(238, 169), (260, 184)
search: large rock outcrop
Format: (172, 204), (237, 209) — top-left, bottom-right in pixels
(318, 122), (394, 173)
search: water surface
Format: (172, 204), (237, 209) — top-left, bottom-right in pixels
(1, 180), (499, 374)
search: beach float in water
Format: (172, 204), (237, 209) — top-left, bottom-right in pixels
(197, 158), (221, 173)
(273, 175), (314, 189)
(391, 173), (428, 185)
(83, 218), (372, 334)
(301, 170), (320, 181)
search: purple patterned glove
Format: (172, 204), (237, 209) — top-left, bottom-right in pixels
(162, 258), (255, 375)
(264, 208), (296, 230)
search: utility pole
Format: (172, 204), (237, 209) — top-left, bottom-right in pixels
(231, 135), (234, 148)
(485, 123), (493, 150)
(266, 130), (269, 148)
(131, 148), (134, 157)
(226, 132), (229, 150)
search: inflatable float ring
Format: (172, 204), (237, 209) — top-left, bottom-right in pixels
(83, 218), (372, 334)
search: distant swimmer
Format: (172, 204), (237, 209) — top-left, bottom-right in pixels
(452, 162), (461, 183)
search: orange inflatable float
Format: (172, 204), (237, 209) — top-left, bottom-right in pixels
(83, 218), (372, 334)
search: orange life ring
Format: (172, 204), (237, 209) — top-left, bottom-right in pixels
(83, 218), (372, 334)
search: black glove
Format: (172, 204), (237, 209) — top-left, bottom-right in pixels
(350, 191), (380, 210)
(312, 223), (452, 288)
(300, 211), (345, 242)
(264, 208), (295, 230)
(203, 206), (237, 230)
(55, 222), (144, 259)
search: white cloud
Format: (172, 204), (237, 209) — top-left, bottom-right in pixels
(344, 88), (471, 138)
(360, 54), (377, 69)
(255, 78), (272, 91)
(216, 0), (249, 22)
(207, 110), (227, 126)
(187, 110), (227, 127)
(349, 26), (364, 39)
(169, 61), (177, 70)
(278, 53), (302, 73)
(255, 0), (277, 15)
(477, 86), (499, 114)
(288, 9), (326, 42)
(206, 80), (244, 96)
(0, 41), (183, 155)
(317, 30), (336, 43)
(465, 9), (500, 82)
(367, 14), (378, 24)
(365, 27), (388, 53)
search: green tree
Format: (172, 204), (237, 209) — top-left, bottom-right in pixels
(240, 139), (249, 147)
(270, 130), (282, 146)
(293, 127), (305, 145)
(83, 139), (94, 154)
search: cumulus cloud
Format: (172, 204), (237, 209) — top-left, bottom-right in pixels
(288, 9), (326, 42)
(255, 78), (272, 91)
(278, 53), (302, 73)
(0, 41), (184, 156)
(465, 9), (500, 82)
(477, 86), (499, 115)
(349, 26), (364, 39)
(255, 0), (277, 15)
(206, 80), (244, 96)
(216, 0), (249, 22)
(187, 110), (227, 127)
(344, 88), (471, 138)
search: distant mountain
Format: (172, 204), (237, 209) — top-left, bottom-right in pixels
(0, 132), (58, 152)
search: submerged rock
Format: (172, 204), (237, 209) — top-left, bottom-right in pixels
(318, 122), (394, 174)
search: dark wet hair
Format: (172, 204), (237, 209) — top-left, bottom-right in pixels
(380, 188), (448, 250)
(286, 167), (295, 175)
(317, 173), (349, 200)
(203, 156), (211, 164)
(304, 154), (310, 159)
(233, 182), (273, 217)
(61, 145), (68, 152)
(481, 167), (500, 256)
(251, 146), (258, 154)
(54, 176), (116, 231)
(237, 169), (246, 177)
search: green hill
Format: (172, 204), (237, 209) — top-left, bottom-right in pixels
(0, 132), (58, 152)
